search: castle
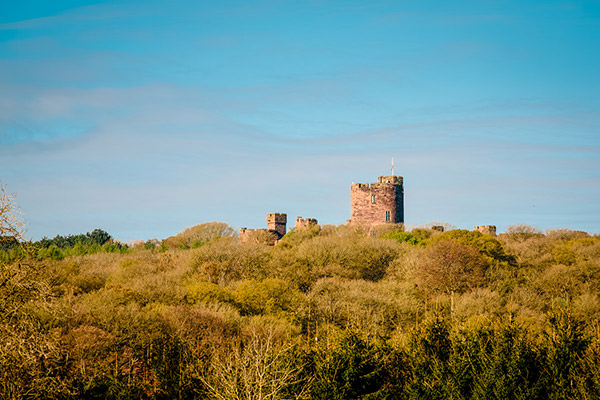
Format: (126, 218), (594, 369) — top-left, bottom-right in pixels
(349, 176), (404, 225)
(240, 174), (495, 243)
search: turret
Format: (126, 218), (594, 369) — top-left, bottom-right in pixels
(267, 213), (287, 237)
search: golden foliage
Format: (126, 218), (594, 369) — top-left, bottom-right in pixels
(1, 222), (600, 397)
(163, 222), (236, 249)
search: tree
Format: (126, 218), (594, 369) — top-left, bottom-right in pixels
(418, 241), (487, 295)
(87, 228), (112, 246)
(164, 222), (236, 249)
(504, 224), (542, 240)
(310, 330), (392, 400)
(433, 229), (512, 264)
(202, 324), (305, 400)
(0, 183), (25, 242)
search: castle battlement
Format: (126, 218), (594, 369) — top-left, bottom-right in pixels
(267, 213), (287, 223)
(351, 183), (372, 191)
(267, 213), (287, 237)
(378, 176), (403, 185)
(241, 213), (288, 245)
(351, 176), (404, 192)
(296, 216), (318, 230)
(474, 225), (497, 236)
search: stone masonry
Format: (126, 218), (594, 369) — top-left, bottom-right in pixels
(239, 228), (280, 245)
(295, 216), (318, 230)
(267, 213), (287, 237)
(350, 176), (404, 225)
(240, 213), (287, 245)
(474, 225), (497, 236)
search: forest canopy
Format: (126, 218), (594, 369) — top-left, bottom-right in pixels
(1, 221), (600, 399)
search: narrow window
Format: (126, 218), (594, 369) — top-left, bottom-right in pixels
(371, 195), (376, 204)
(386, 210), (391, 222)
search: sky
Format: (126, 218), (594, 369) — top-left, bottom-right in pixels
(1, 0), (599, 241)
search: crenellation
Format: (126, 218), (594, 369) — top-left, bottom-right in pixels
(267, 213), (287, 237)
(474, 225), (497, 236)
(378, 176), (403, 185)
(296, 216), (319, 230)
(241, 213), (288, 245)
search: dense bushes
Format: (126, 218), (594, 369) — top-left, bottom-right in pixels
(1, 223), (600, 399)
(163, 222), (236, 249)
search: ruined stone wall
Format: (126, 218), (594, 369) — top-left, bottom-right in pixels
(295, 217), (318, 230)
(239, 228), (280, 245)
(474, 225), (497, 236)
(350, 176), (404, 225)
(240, 212), (287, 246)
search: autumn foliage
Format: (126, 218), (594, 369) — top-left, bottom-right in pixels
(1, 221), (600, 399)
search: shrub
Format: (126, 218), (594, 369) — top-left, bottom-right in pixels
(188, 237), (272, 285)
(37, 244), (64, 260)
(186, 281), (232, 305)
(433, 229), (513, 264)
(383, 231), (423, 246)
(232, 278), (303, 317)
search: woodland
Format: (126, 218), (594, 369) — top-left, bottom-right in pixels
(1, 191), (600, 399)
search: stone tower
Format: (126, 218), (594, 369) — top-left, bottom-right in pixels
(350, 176), (404, 225)
(267, 213), (287, 237)
(474, 225), (497, 236)
(240, 213), (288, 245)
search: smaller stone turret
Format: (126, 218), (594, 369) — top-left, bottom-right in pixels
(296, 216), (318, 230)
(267, 213), (287, 237)
(240, 213), (288, 245)
(474, 225), (497, 236)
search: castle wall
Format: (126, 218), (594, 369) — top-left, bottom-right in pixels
(240, 228), (280, 245)
(240, 212), (287, 246)
(296, 216), (318, 230)
(350, 176), (404, 225)
(474, 225), (497, 236)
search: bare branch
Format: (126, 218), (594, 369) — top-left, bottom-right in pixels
(0, 183), (25, 241)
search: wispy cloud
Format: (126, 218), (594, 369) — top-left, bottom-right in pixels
(0, 3), (149, 30)
(1, 0), (599, 238)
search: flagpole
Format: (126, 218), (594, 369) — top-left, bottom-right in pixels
(391, 157), (394, 177)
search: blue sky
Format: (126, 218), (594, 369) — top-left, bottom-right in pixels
(1, 0), (599, 241)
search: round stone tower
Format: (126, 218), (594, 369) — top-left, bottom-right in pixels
(350, 176), (404, 225)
